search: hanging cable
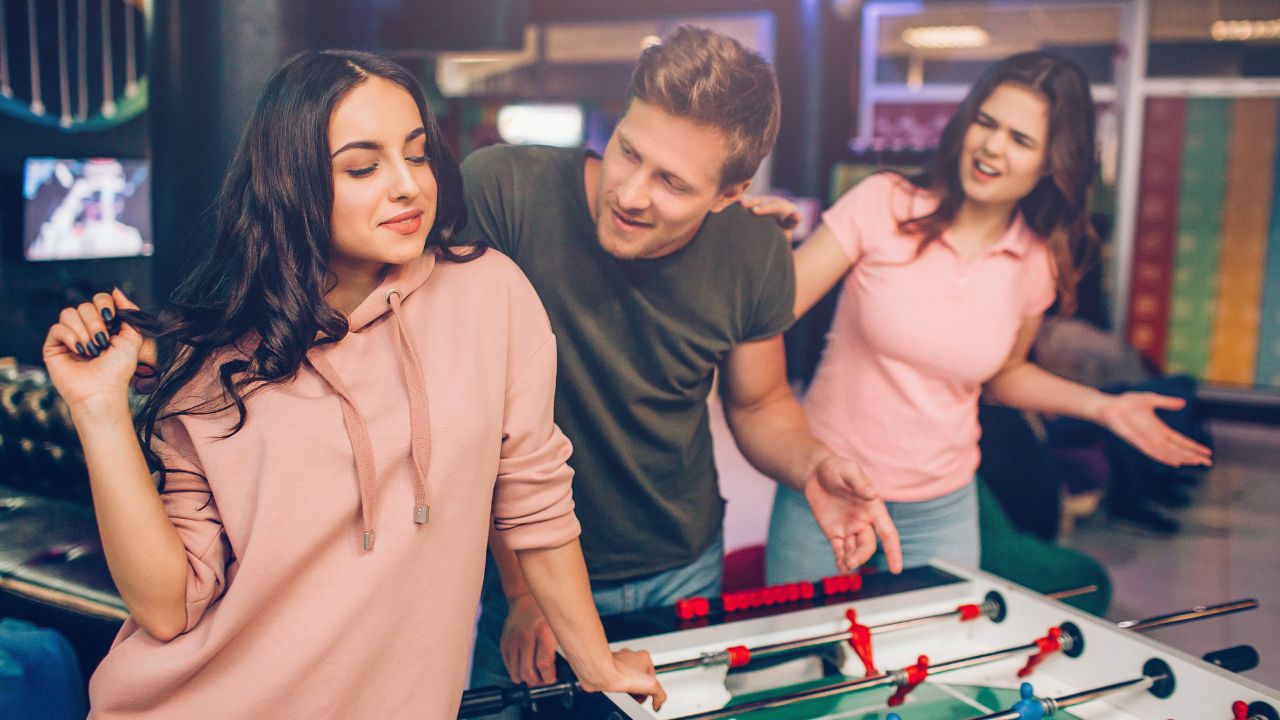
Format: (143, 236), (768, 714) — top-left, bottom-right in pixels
(57, 0), (71, 125)
(27, 0), (44, 114)
(100, 0), (114, 117)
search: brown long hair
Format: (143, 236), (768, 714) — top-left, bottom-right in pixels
(900, 52), (1099, 314)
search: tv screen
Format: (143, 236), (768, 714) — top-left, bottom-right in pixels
(23, 157), (152, 261)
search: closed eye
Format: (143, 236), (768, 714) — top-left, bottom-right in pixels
(347, 163), (378, 178)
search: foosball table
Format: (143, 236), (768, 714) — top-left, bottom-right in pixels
(461, 563), (1279, 720)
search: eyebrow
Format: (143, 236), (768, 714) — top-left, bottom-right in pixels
(619, 131), (694, 189)
(977, 110), (1040, 146)
(331, 127), (427, 158)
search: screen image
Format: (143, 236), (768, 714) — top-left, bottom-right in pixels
(23, 157), (152, 261)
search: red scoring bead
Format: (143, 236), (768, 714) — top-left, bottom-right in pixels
(799, 582), (815, 599)
(675, 598), (697, 620)
(726, 645), (751, 668)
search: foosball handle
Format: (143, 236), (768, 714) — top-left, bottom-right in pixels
(1012, 682), (1045, 720)
(1204, 645), (1260, 674)
(886, 655), (929, 707)
(1017, 627), (1063, 678)
(845, 608), (877, 676)
(1237, 700), (1280, 720)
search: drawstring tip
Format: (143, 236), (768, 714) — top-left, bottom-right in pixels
(363, 531), (375, 551)
(414, 504), (430, 524)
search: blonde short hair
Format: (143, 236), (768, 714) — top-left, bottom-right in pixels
(627, 26), (781, 187)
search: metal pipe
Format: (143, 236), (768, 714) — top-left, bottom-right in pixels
(1118, 599), (1258, 632)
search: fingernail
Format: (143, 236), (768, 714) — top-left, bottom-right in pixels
(101, 307), (114, 323)
(94, 332), (109, 349)
(87, 343), (100, 358)
(75, 342), (87, 357)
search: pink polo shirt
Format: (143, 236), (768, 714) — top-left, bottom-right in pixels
(804, 173), (1056, 502)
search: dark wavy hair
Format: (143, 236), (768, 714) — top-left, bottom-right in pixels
(899, 51), (1099, 314)
(120, 50), (480, 484)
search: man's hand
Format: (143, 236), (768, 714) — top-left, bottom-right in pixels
(803, 455), (903, 574)
(500, 594), (560, 686)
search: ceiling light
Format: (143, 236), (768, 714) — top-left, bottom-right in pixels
(1211, 19), (1280, 41)
(902, 25), (990, 49)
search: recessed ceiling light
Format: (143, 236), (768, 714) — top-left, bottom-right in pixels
(902, 25), (990, 49)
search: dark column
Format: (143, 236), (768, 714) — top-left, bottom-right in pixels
(148, 0), (308, 303)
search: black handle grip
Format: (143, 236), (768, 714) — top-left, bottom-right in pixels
(458, 685), (530, 718)
(1202, 645), (1260, 674)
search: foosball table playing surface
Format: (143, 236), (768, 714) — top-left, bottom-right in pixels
(461, 563), (1280, 720)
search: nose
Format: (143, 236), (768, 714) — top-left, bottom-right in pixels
(388, 158), (422, 202)
(978, 128), (1006, 157)
(615, 168), (651, 212)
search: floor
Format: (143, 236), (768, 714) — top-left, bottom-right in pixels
(1067, 420), (1280, 690)
(711, 396), (1280, 691)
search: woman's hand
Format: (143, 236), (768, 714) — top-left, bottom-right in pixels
(1097, 392), (1213, 467)
(43, 289), (147, 412)
(740, 194), (802, 243)
(578, 648), (667, 711)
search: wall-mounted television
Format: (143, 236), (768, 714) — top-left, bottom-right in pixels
(22, 157), (152, 261)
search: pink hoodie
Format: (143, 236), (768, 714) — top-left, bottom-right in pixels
(88, 249), (580, 719)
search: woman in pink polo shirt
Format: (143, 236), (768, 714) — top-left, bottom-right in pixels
(43, 50), (663, 718)
(765, 52), (1212, 580)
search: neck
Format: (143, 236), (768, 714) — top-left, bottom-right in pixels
(954, 198), (1017, 247)
(326, 261), (387, 316)
(583, 154), (601, 224)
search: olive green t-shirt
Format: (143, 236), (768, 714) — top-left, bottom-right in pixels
(459, 144), (795, 581)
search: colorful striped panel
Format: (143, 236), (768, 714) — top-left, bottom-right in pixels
(1206, 98), (1279, 386)
(1256, 115), (1280, 389)
(1126, 97), (1186, 369)
(1165, 98), (1230, 378)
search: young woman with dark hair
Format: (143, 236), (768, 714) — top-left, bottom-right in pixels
(43, 50), (664, 718)
(761, 52), (1212, 580)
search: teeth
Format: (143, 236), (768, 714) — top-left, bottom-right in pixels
(975, 160), (999, 176)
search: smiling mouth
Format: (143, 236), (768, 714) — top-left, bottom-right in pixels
(610, 207), (654, 230)
(380, 210), (424, 234)
(972, 158), (1001, 178)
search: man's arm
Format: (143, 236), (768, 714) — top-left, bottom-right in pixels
(720, 336), (902, 573)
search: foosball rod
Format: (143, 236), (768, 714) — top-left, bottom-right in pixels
(675, 598), (1260, 720)
(963, 674), (1169, 720)
(657, 593), (1007, 673)
(674, 626), (1077, 720)
(1116, 598), (1258, 632)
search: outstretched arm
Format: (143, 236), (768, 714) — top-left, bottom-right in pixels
(720, 335), (902, 573)
(984, 315), (1212, 467)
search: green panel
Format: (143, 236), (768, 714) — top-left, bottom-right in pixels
(1165, 98), (1231, 377)
(1255, 105), (1280, 388)
(724, 678), (1084, 720)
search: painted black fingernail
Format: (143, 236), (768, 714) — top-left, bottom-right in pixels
(101, 307), (114, 323)
(87, 343), (101, 358)
(94, 332), (109, 349)
(75, 342), (87, 357)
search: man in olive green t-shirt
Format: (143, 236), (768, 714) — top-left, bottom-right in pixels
(464, 27), (902, 703)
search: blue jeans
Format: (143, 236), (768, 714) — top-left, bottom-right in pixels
(765, 481), (979, 584)
(469, 536), (724, 718)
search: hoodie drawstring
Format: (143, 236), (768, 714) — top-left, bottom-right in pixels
(385, 289), (433, 527)
(305, 348), (381, 551)
(304, 288), (433, 551)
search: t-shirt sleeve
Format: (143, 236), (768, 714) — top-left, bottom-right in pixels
(149, 416), (231, 633)
(1025, 245), (1058, 318)
(458, 145), (517, 256)
(490, 271), (581, 551)
(742, 228), (797, 342)
(819, 173), (897, 263)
